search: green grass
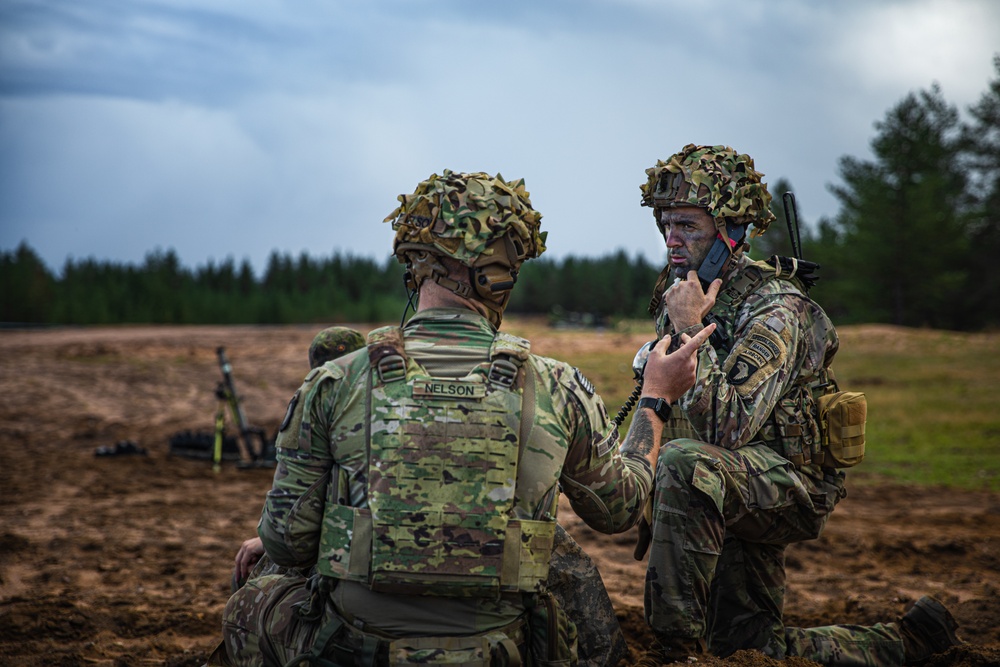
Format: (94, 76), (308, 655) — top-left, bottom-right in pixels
(506, 320), (1000, 491)
(830, 326), (1000, 490)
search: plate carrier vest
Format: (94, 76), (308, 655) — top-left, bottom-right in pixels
(316, 326), (558, 598)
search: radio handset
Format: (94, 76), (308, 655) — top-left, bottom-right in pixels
(696, 220), (746, 287)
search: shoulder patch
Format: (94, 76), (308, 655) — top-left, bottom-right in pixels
(723, 320), (789, 397)
(275, 365), (344, 450)
(574, 367), (595, 396)
(278, 390), (300, 433)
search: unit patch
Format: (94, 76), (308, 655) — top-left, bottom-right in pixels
(723, 321), (789, 396)
(412, 380), (486, 400)
(574, 367), (595, 396)
(278, 390), (299, 432)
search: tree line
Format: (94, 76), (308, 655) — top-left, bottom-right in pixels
(774, 55), (1000, 331)
(0, 243), (664, 326)
(3, 56), (999, 330)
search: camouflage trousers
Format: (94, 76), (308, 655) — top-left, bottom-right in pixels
(217, 525), (624, 666)
(547, 524), (628, 667)
(644, 439), (907, 667)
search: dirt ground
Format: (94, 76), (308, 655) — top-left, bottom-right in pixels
(1, 324), (998, 667)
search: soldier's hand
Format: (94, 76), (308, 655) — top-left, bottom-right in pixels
(663, 271), (721, 330)
(641, 323), (716, 404)
(234, 536), (265, 584)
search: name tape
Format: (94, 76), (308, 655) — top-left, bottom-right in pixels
(412, 380), (487, 400)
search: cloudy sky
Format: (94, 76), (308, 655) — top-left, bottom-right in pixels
(2, 0), (998, 277)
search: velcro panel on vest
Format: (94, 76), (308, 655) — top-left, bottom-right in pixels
(367, 375), (525, 597)
(502, 519), (557, 593)
(317, 503), (372, 581)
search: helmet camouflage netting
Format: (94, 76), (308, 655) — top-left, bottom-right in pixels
(640, 144), (775, 237)
(308, 326), (365, 369)
(384, 169), (547, 266)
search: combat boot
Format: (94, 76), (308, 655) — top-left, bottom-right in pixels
(899, 596), (963, 664)
(634, 638), (707, 666)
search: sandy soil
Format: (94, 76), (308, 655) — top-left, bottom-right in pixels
(0, 324), (998, 667)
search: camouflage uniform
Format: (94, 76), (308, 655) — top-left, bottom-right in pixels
(217, 171), (635, 667)
(222, 307), (649, 666)
(223, 326), (367, 592)
(644, 253), (906, 666)
(633, 144), (909, 666)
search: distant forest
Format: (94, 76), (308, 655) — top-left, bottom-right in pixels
(4, 56), (999, 331)
(0, 243), (663, 326)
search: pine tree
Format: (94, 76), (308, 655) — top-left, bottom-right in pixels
(827, 84), (970, 327)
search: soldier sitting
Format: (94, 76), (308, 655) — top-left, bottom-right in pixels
(213, 169), (714, 666)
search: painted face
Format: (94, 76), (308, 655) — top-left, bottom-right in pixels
(659, 206), (717, 280)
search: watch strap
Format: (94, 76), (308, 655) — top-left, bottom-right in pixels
(637, 396), (672, 422)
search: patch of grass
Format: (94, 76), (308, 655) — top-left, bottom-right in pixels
(506, 320), (1000, 491)
(830, 326), (1000, 490)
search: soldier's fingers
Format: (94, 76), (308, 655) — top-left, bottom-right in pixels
(676, 323), (716, 354)
(705, 278), (722, 301)
(652, 335), (673, 355)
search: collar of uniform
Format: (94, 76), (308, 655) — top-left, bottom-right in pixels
(404, 308), (498, 337)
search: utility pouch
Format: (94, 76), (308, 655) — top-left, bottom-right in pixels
(312, 614), (526, 667)
(769, 387), (822, 466)
(817, 391), (867, 468)
(526, 590), (578, 666)
(388, 629), (523, 667)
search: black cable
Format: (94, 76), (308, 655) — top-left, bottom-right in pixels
(400, 285), (418, 327)
(612, 384), (643, 428)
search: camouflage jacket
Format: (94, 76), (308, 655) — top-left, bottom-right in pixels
(259, 308), (652, 571)
(653, 255), (839, 453)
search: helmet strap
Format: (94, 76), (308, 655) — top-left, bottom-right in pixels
(398, 236), (522, 328)
(432, 273), (474, 298)
(400, 247), (448, 292)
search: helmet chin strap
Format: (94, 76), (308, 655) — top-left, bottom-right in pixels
(399, 249), (512, 328)
(715, 216), (735, 253)
(426, 272), (506, 327)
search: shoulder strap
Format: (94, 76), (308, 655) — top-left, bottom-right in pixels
(488, 332), (531, 389)
(716, 261), (767, 308)
(366, 325), (407, 384)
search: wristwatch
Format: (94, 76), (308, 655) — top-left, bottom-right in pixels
(637, 397), (672, 422)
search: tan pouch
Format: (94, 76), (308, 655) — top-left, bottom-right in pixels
(817, 391), (867, 467)
(389, 629), (523, 667)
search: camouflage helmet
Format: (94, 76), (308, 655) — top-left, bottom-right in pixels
(308, 326), (365, 369)
(640, 144), (775, 238)
(384, 170), (547, 326)
(385, 169), (547, 266)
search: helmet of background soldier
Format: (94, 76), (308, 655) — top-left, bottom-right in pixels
(384, 169), (547, 326)
(308, 326), (365, 369)
(639, 144), (775, 242)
